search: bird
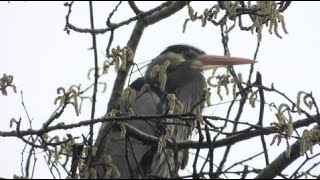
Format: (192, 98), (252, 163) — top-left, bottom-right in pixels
(89, 44), (255, 179)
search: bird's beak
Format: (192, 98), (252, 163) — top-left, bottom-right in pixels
(198, 55), (256, 70)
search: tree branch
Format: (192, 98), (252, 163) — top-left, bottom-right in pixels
(255, 125), (320, 179)
(65, 1), (177, 34)
(128, 1), (142, 15)
(88, 0), (99, 147)
(255, 72), (269, 165)
(107, 1), (187, 112)
(1, 115), (317, 149)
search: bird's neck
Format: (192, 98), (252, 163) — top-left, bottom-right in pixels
(166, 69), (206, 113)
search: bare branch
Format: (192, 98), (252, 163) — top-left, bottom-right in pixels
(65, 2), (178, 34)
(255, 72), (269, 165)
(128, 1), (142, 14)
(107, 1), (187, 112)
(255, 126), (320, 179)
(88, 0), (98, 147)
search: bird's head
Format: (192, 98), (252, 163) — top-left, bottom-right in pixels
(144, 44), (256, 93)
(145, 44), (256, 79)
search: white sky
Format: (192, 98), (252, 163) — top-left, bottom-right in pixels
(0, 1), (320, 179)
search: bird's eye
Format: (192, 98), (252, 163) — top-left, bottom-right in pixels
(184, 52), (194, 60)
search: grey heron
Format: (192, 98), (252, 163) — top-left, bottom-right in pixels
(91, 44), (255, 179)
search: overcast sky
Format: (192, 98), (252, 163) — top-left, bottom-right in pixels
(1, 1), (320, 178)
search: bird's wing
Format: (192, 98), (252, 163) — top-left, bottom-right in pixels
(147, 82), (205, 178)
(91, 78), (165, 179)
(91, 77), (195, 179)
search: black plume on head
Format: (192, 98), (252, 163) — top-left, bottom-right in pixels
(160, 44), (205, 55)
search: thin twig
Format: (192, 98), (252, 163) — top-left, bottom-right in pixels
(204, 125), (215, 178)
(88, 1), (99, 147)
(255, 126), (320, 179)
(192, 121), (203, 179)
(247, 39), (260, 84)
(66, 2), (175, 34)
(125, 135), (134, 178)
(225, 152), (264, 172)
(44, 156), (56, 179)
(128, 136), (145, 178)
(218, 22), (248, 175)
(255, 72), (269, 165)
(106, 30), (114, 58)
(106, 1), (122, 27)
(289, 153), (320, 179)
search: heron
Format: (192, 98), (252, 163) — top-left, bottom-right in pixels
(90, 44), (255, 179)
